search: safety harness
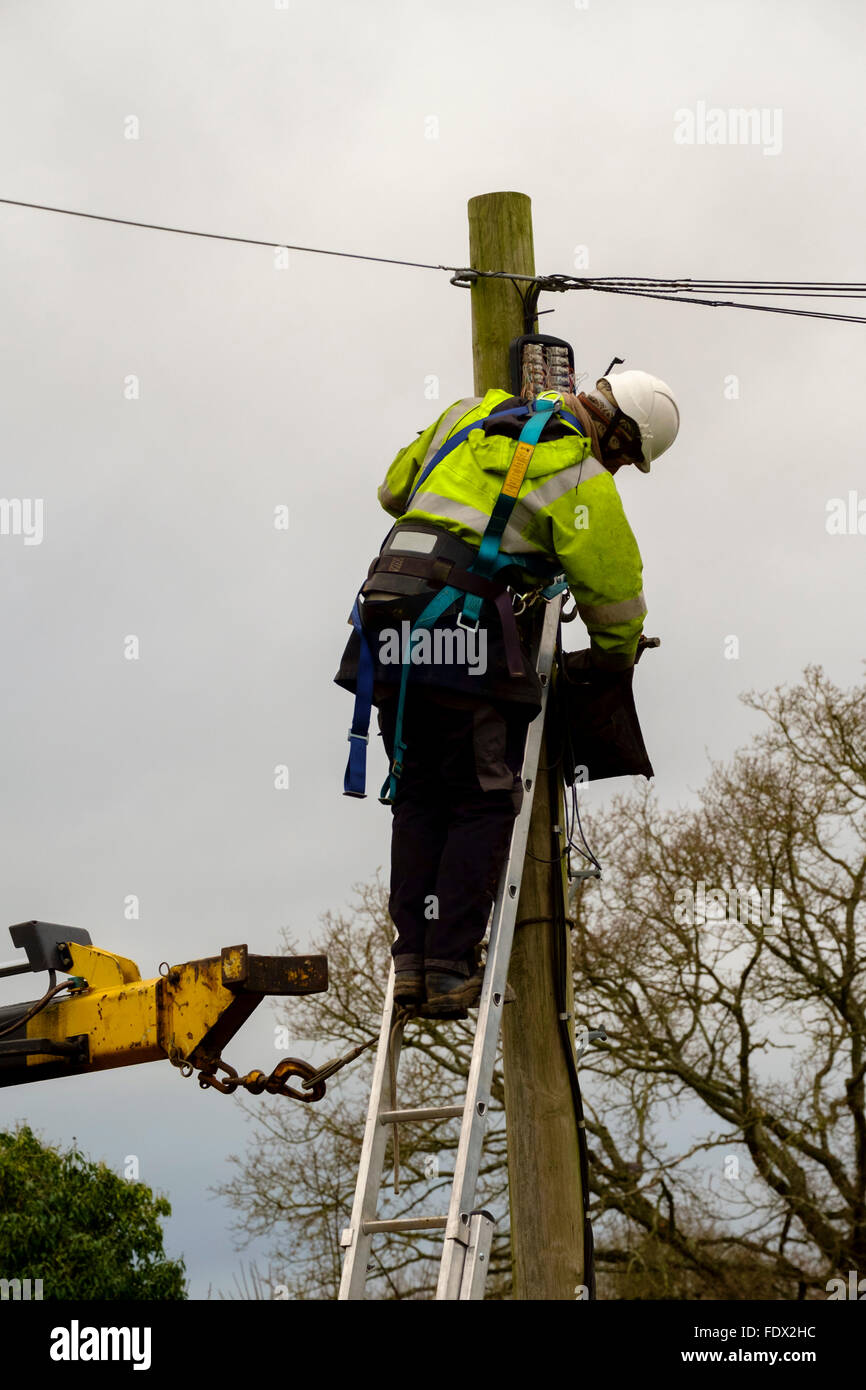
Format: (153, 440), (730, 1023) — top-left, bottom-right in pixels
(343, 394), (586, 802)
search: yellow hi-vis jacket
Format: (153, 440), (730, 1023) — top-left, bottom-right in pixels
(378, 390), (647, 669)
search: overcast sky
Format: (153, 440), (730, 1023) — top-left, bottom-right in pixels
(1, 0), (864, 1299)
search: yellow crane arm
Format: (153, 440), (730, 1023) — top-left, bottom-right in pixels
(0, 921), (327, 1093)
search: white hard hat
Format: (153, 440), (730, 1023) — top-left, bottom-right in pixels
(599, 371), (680, 472)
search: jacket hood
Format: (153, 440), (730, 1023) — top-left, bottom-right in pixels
(461, 390), (596, 479)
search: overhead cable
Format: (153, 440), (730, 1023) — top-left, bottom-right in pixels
(2, 196), (864, 324)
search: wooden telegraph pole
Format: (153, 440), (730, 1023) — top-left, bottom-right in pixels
(467, 192), (586, 1300)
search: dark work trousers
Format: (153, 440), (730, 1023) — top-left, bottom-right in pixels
(377, 689), (533, 977)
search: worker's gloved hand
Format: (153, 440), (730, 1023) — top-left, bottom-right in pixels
(564, 648), (594, 673)
(563, 638), (657, 679)
(565, 647), (634, 677)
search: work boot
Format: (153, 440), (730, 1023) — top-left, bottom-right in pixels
(423, 968), (484, 1017)
(393, 969), (424, 1004)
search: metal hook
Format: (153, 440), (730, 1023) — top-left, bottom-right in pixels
(575, 1026), (608, 1063)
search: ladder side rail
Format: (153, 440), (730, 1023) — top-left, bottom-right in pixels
(338, 969), (402, 1298)
(459, 1212), (497, 1300)
(436, 597), (560, 1299)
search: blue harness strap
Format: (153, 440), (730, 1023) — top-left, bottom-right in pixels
(341, 396), (585, 799)
(342, 594), (375, 797)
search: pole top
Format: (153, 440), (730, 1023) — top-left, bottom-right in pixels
(468, 191), (532, 208)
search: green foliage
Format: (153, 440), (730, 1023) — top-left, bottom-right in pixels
(0, 1125), (187, 1300)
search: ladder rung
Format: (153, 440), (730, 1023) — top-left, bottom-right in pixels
(362, 1216), (448, 1235)
(379, 1105), (464, 1124)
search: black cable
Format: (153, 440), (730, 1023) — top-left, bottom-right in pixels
(546, 711), (597, 1299)
(599, 276), (866, 291)
(515, 915), (557, 931)
(3, 196), (865, 324)
(619, 289), (866, 298)
(525, 846), (569, 865)
(569, 783), (603, 875)
(552, 625), (603, 877)
(586, 283), (866, 325)
(0, 197), (453, 272)
(0, 979), (72, 1038)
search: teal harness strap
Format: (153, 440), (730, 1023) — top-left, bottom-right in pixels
(458, 398), (556, 629)
(379, 397), (559, 805)
(378, 582), (464, 804)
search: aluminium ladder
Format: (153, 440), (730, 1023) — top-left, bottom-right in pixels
(338, 594), (562, 1301)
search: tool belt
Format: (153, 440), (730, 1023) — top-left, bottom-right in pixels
(359, 523), (535, 679)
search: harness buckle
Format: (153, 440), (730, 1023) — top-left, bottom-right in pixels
(456, 611), (480, 633)
(347, 729), (369, 744)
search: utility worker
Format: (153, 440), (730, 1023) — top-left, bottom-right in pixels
(335, 371), (679, 1017)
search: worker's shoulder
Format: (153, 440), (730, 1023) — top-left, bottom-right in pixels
(444, 389), (512, 422)
(538, 456), (633, 519)
(410, 392), (490, 439)
(453, 390), (507, 421)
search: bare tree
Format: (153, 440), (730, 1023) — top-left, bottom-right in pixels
(218, 665), (865, 1299)
(575, 664), (865, 1297)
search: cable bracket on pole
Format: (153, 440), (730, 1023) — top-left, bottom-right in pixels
(576, 1027), (608, 1063)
